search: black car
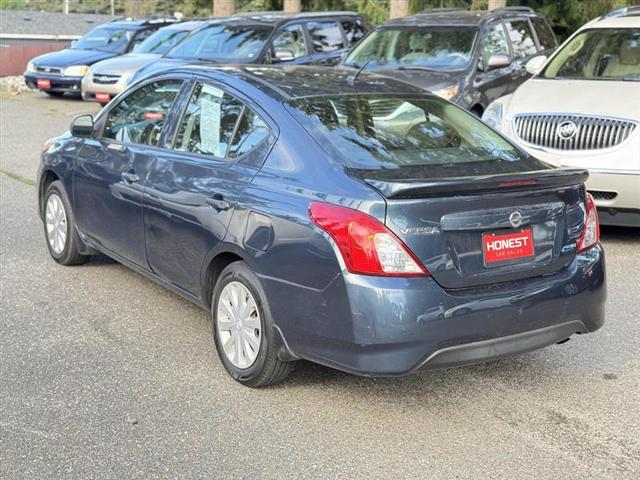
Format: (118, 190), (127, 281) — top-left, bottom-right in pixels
(343, 7), (557, 115)
(24, 17), (180, 97)
(131, 12), (368, 82)
(37, 65), (604, 387)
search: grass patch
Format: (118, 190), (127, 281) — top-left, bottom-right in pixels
(0, 168), (36, 186)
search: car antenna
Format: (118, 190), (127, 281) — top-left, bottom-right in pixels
(349, 58), (375, 85)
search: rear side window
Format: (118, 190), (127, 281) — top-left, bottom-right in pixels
(482, 22), (510, 66)
(307, 21), (344, 52)
(505, 19), (538, 58)
(103, 79), (182, 146)
(342, 20), (366, 45)
(531, 17), (556, 51)
(174, 83), (243, 158)
(228, 109), (270, 158)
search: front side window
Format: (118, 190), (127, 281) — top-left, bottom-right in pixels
(542, 28), (640, 81)
(103, 80), (183, 146)
(482, 23), (510, 66)
(287, 94), (539, 177)
(531, 17), (556, 51)
(342, 20), (366, 45)
(134, 28), (191, 54)
(505, 19), (538, 58)
(165, 25), (272, 62)
(346, 27), (477, 70)
(73, 27), (134, 53)
(307, 21), (344, 53)
(271, 25), (307, 61)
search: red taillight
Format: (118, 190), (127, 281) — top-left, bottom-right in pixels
(577, 193), (600, 252)
(308, 202), (428, 277)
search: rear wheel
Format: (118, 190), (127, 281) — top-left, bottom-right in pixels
(212, 261), (293, 387)
(43, 181), (87, 265)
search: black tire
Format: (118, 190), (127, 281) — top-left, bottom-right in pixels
(42, 180), (88, 266)
(212, 261), (294, 387)
(45, 91), (64, 97)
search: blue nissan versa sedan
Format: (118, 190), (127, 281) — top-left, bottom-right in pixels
(38, 66), (606, 387)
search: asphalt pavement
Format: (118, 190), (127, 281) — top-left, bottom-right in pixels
(1, 92), (639, 479)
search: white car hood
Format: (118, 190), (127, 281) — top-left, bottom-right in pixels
(508, 78), (640, 120)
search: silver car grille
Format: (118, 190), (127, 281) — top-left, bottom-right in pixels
(513, 113), (637, 151)
(331, 98), (404, 119)
(92, 73), (121, 85)
(35, 65), (62, 75)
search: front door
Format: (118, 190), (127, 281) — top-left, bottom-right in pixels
(73, 79), (184, 266)
(144, 82), (274, 294)
(475, 21), (513, 104)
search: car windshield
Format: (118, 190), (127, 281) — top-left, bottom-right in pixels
(133, 28), (191, 54)
(72, 27), (134, 53)
(345, 27), (477, 70)
(165, 25), (272, 61)
(542, 28), (640, 81)
(287, 94), (540, 177)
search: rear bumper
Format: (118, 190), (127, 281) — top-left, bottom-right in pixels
(267, 244), (606, 376)
(24, 72), (83, 93)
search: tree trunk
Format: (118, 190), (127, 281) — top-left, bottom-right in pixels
(284, 0), (301, 13)
(389, 0), (410, 19)
(488, 0), (507, 10)
(213, 0), (236, 17)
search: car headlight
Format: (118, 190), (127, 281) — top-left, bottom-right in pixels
(432, 85), (459, 100)
(27, 62), (36, 72)
(482, 101), (504, 131)
(63, 65), (90, 77)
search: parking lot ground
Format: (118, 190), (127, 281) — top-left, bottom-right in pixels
(1, 92), (640, 479)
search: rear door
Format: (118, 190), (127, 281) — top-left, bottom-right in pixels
(74, 78), (184, 267)
(144, 81), (275, 294)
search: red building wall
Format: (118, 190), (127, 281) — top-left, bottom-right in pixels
(0, 44), (67, 77)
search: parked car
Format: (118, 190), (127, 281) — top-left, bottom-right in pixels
(343, 7), (557, 115)
(81, 21), (205, 104)
(130, 12), (368, 83)
(38, 65), (605, 387)
(483, 7), (640, 227)
(24, 17), (180, 97)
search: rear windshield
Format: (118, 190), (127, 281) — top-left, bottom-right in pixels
(287, 94), (543, 177)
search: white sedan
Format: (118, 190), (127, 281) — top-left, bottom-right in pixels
(483, 7), (640, 227)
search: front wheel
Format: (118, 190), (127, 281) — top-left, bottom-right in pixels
(43, 181), (88, 265)
(212, 261), (293, 387)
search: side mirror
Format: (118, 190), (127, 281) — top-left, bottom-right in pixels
(70, 114), (94, 138)
(274, 49), (295, 62)
(525, 55), (548, 75)
(70, 40), (77, 47)
(487, 54), (511, 70)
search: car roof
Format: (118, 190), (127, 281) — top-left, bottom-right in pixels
(585, 15), (640, 29)
(176, 64), (428, 100)
(382, 7), (540, 28)
(161, 20), (206, 31)
(107, 18), (180, 29)
(232, 11), (361, 23)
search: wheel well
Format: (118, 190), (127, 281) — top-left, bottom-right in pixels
(203, 252), (244, 309)
(39, 170), (60, 213)
(470, 105), (484, 117)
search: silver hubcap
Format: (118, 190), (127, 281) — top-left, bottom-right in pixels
(45, 193), (67, 255)
(216, 281), (261, 369)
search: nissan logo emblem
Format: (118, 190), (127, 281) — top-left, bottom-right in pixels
(557, 121), (578, 140)
(509, 211), (523, 228)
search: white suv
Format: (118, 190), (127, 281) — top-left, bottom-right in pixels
(483, 7), (640, 227)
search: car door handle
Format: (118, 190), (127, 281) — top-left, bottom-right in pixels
(206, 194), (230, 211)
(121, 171), (139, 183)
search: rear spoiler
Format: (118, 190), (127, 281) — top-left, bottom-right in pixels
(352, 168), (589, 199)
